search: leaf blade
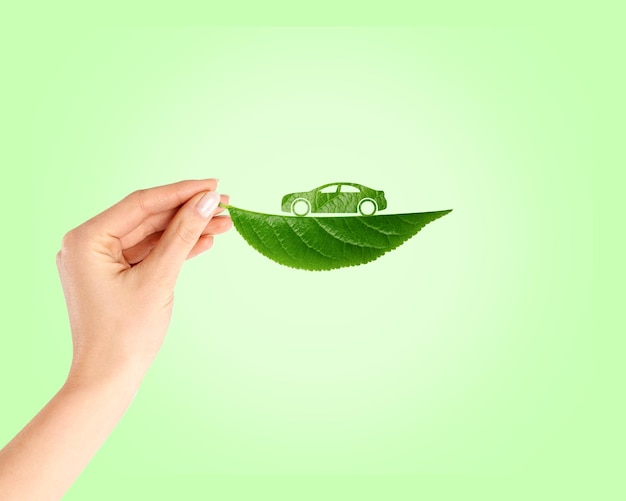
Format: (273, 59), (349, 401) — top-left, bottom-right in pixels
(227, 206), (452, 271)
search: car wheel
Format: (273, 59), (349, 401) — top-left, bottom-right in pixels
(358, 198), (377, 216)
(291, 198), (311, 216)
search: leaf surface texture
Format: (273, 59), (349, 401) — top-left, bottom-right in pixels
(227, 205), (452, 271)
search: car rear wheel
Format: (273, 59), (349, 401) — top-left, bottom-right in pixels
(358, 198), (377, 216)
(291, 198), (311, 216)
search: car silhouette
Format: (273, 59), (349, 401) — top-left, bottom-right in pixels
(281, 182), (387, 216)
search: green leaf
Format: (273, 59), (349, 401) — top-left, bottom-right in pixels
(226, 205), (452, 271)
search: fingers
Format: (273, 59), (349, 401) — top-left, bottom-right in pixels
(186, 235), (215, 260)
(138, 191), (222, 285)
(123, 232), (162, 265)
(122, 215), (232, 265)
(120, 194), (229, 250)
(86, 179), (219, 240)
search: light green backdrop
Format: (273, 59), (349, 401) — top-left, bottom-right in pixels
(1, 13), (611, 501)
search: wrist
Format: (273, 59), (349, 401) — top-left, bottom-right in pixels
(65, 328), (159, 394)
(64, 354), (148, 400)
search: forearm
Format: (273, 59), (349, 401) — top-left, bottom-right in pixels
(0, 370), (141, 501)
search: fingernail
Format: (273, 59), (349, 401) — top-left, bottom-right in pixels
(197, 192), (221, 218)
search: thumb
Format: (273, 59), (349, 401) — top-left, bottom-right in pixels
(141, 190), (221, 285)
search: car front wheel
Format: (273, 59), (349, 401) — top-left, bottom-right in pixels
(358, 198), (377, 216)
(291, 198), (311, 216)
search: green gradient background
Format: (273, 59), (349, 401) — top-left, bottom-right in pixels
(1, 15), (610, 501)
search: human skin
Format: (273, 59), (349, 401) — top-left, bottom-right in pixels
(0, 179), (231, 500)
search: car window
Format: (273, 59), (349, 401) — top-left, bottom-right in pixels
(319, 184), (339, 193)
(340, 185), (360, 193)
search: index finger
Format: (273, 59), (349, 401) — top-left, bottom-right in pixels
(85, 179), (219, 239)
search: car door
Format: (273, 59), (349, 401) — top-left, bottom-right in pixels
(337, 184), (361, 212)
(315, 184), (339, 212)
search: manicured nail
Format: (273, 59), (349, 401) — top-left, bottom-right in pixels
(197, 191), (221, 218)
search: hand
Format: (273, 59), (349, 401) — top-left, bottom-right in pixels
(56, 179), (232, 385)
(0, 179), (231, 500)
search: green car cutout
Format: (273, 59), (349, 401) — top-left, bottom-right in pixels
(281, 182), (387, 217)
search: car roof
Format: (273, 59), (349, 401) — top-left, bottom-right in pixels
(316, 182), (367, 189)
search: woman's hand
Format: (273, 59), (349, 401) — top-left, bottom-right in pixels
(0, 179), (231, 500)
(57, 179), (231, 385)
